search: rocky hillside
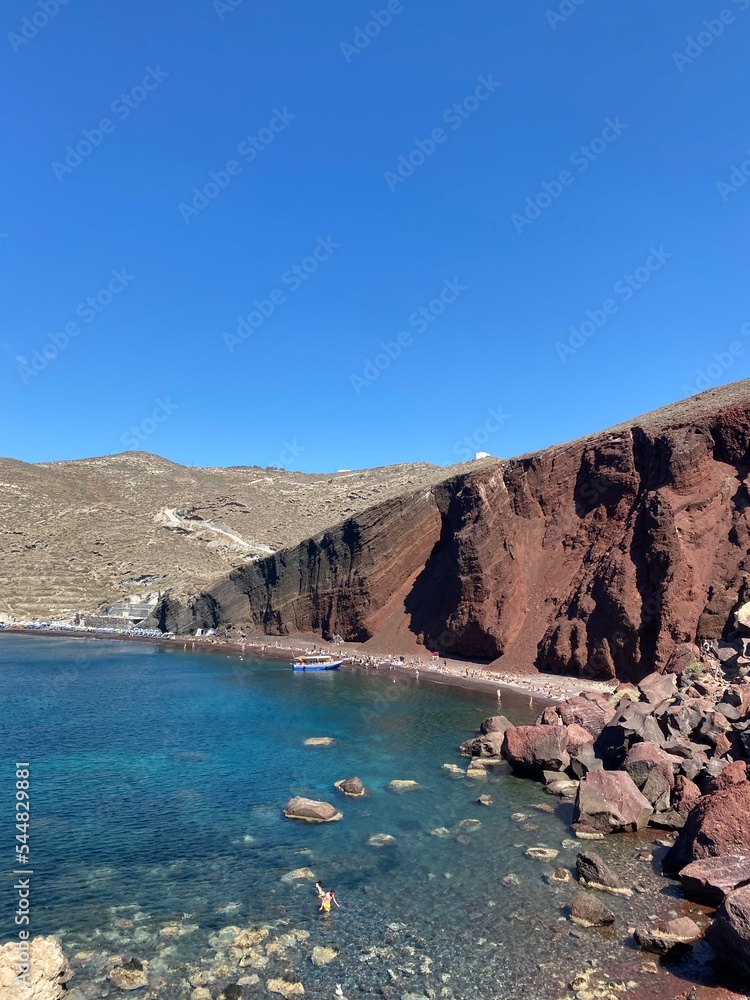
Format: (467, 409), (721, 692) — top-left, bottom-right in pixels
(0, 453), (486, 620)
(150, 381), (750, 680)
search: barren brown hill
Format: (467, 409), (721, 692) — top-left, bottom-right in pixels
(149, 381), (750, 680)
(0, 453), (489, 620)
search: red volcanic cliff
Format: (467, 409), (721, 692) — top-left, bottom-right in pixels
(152, 382), (750, 680)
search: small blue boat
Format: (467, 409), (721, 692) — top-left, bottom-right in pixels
(292, 654), (344, 672)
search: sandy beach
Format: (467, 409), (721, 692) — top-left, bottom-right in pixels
(0, 626), (615, 705)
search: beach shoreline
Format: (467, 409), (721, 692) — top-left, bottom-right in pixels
(0, 625), (615, 705)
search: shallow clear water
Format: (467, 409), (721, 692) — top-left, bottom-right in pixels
(0, 636), (680, 998)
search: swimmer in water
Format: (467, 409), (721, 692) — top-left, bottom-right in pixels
(319, 889), (339, 913)
(314, 881), (325, 899)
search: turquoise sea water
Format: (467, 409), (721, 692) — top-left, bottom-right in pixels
(0, 636), (674, 998)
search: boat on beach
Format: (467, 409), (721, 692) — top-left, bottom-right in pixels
(291, 653), (345, 672)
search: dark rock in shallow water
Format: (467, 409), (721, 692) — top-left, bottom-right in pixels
(283, 796), (342, 823)
(334, 776), (365, 797)
(634, 916), (701, 955)
(569, 891), (615, 927)
(576, 851), (630, 895)
(679, 855), (750, 905)
(460, 731), (505, 758)
(705, 885), (750, 980)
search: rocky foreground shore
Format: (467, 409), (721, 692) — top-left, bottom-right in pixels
(460, 636), (750, 987)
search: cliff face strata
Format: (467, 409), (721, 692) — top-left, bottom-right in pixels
(153, 385), (750, 680)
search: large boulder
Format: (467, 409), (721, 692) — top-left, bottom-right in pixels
(460, 731), (505, 758)
(479, 715), (512, 735)
(555, 696), (615, 739)
(622, 742), (675, 811)
(576, 851), (630, 894)
(705, 885), (750, 980)
(0, 936), (72, 1000)
(569, 892), (615, 927)
(572, 771), (653, 834)
(679, 855), (750, 905)
(501, 725), (570, 778)
(638, 671), (677, 707)
(283, 797), (342, 823)
(633, 917), (701, 955)
(664, 783), (750, 873)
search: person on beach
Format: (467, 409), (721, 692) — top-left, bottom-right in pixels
(319, 890), (339, 913)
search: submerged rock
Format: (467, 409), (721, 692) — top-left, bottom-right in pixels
(387, 780), (421, 792)
(267, 978), (305, 997)
(367, 833), (396, 847)
(283, 797), (342, 823)
(108, 957), (148, 991)
(280, 867), (317, 884)
(525, 846), (559, 861)
(304, 737), (333, 747)
(310, 946), (338, 967)
(442, 763), (465, 777)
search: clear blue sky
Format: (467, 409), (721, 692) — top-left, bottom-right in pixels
(2, 0), (749, 471)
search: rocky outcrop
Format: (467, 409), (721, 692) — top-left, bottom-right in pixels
(665, 783), (750, 872)
(573, 770), (653, 834)
(148, 382), (750, 680)
(501, 725), (570, 777)
(679, 855), (750, 905)
(0, 936), (72, 1000)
